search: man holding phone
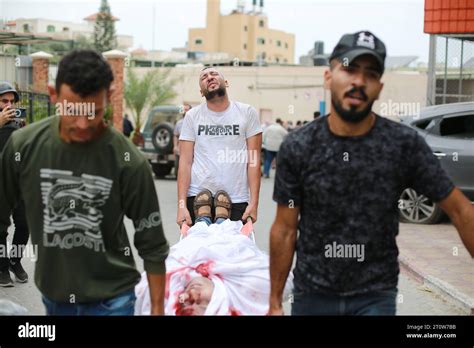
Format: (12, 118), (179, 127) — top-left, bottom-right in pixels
(0, 81), (29, 287)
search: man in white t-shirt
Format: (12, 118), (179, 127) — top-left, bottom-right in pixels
(177, 67), (262, 226)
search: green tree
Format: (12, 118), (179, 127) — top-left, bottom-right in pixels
(124, 68), (178, 142)
(93, 0), (117, 52)
(75, 34), (95, 50)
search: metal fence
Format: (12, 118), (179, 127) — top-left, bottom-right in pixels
(17, 90), (52, 124)
(427, 35), (474, 105)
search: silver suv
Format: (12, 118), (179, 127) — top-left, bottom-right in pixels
(399, 102), (474, 224)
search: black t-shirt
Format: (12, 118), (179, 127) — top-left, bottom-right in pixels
(273, 114), (454, 296)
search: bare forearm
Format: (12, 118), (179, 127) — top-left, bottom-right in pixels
(177, 161), (191, 203)
(269, 223), (296, 308)
(247, 158), (261, 206)
(147, 273), (166, 315)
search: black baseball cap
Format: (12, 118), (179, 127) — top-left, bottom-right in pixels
(329, 31), (386, 73)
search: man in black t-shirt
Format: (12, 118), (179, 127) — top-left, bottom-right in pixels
(268, 31), (474, 316)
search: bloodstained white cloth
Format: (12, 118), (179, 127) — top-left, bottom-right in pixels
(134, 219), (293, 315)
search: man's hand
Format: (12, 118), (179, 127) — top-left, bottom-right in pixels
(0, 106), (15, 127)
(176, 206), (192, 227)
(241, 203), (258, 223)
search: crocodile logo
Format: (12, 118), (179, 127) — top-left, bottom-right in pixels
(40, 169), (113, 251)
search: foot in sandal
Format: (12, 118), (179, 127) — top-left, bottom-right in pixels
(214, 190), (232, 223)
(194, 189), (213, 220)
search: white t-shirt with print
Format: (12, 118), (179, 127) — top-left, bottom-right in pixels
(179, 101), (262, 203)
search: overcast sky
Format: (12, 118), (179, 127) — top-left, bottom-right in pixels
(1, 0), (429, 63)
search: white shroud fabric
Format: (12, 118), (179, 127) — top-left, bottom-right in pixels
(134, 219), (293, 315)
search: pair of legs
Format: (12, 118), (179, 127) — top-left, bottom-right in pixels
(0, 200), (29, 286)
(291, 288), (397, 315)
(263, 150), (278, 178)
(42, 288), (136, 315)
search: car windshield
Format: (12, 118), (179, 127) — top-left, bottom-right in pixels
(147, 110), (180, 130)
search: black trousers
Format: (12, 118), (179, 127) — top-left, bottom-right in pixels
(0, 200), (29, 271)
(186, 196), (248, 225)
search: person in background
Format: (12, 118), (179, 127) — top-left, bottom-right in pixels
(122, 114), (134, 138)
(262, 118), (288, 179)
(0, 81), (29, 287)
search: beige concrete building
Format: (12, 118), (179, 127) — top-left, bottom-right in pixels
(128, 65), (427, 126)
(188, 0), (295, 64)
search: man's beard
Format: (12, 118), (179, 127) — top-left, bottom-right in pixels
(203, 85), (226, 100)
(331, 87), (374, 123)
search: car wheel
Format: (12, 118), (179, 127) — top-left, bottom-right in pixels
(398, 188), (444, 224)
(151, 123), (174, 154)
(152, 163), (173, 178)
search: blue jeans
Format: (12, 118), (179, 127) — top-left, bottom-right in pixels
(196, 216), (226, 226)
(263, 150), (277, 177)
(291, 288), (397, 315)
(42, 289), (136, 316)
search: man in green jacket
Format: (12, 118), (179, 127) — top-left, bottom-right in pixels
(0, 50), (169, 315)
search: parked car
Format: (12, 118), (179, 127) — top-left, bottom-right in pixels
(139, 105), (181, 178)
(398, 102), (474, 224)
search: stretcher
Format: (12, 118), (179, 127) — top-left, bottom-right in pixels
(179, 217), (256, 243)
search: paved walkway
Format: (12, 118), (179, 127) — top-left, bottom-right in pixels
(397, 221), (474, 315)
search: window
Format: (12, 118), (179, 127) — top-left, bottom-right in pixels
(257, 38), (265, 45)
(23, 24), (30, 33)
(63, 27), (69, 32)
(285, 43), (288, 49)
(414, 119), (435, 130)
(47, 25), (55, 32)
(243, 43), (247, 50)
(259, 20), (265, 27)
(244, 25), (248, 31)
(276, 58), (280, 63)
(195, 39), (203, 45)
(276, 40), (281, 47)
(439, 115), (474, 138)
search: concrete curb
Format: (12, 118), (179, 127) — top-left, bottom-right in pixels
(399, 255), (474, 315)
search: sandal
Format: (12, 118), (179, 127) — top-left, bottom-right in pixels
(193, 189), (213, 219)
(214, 190), (232, 222)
